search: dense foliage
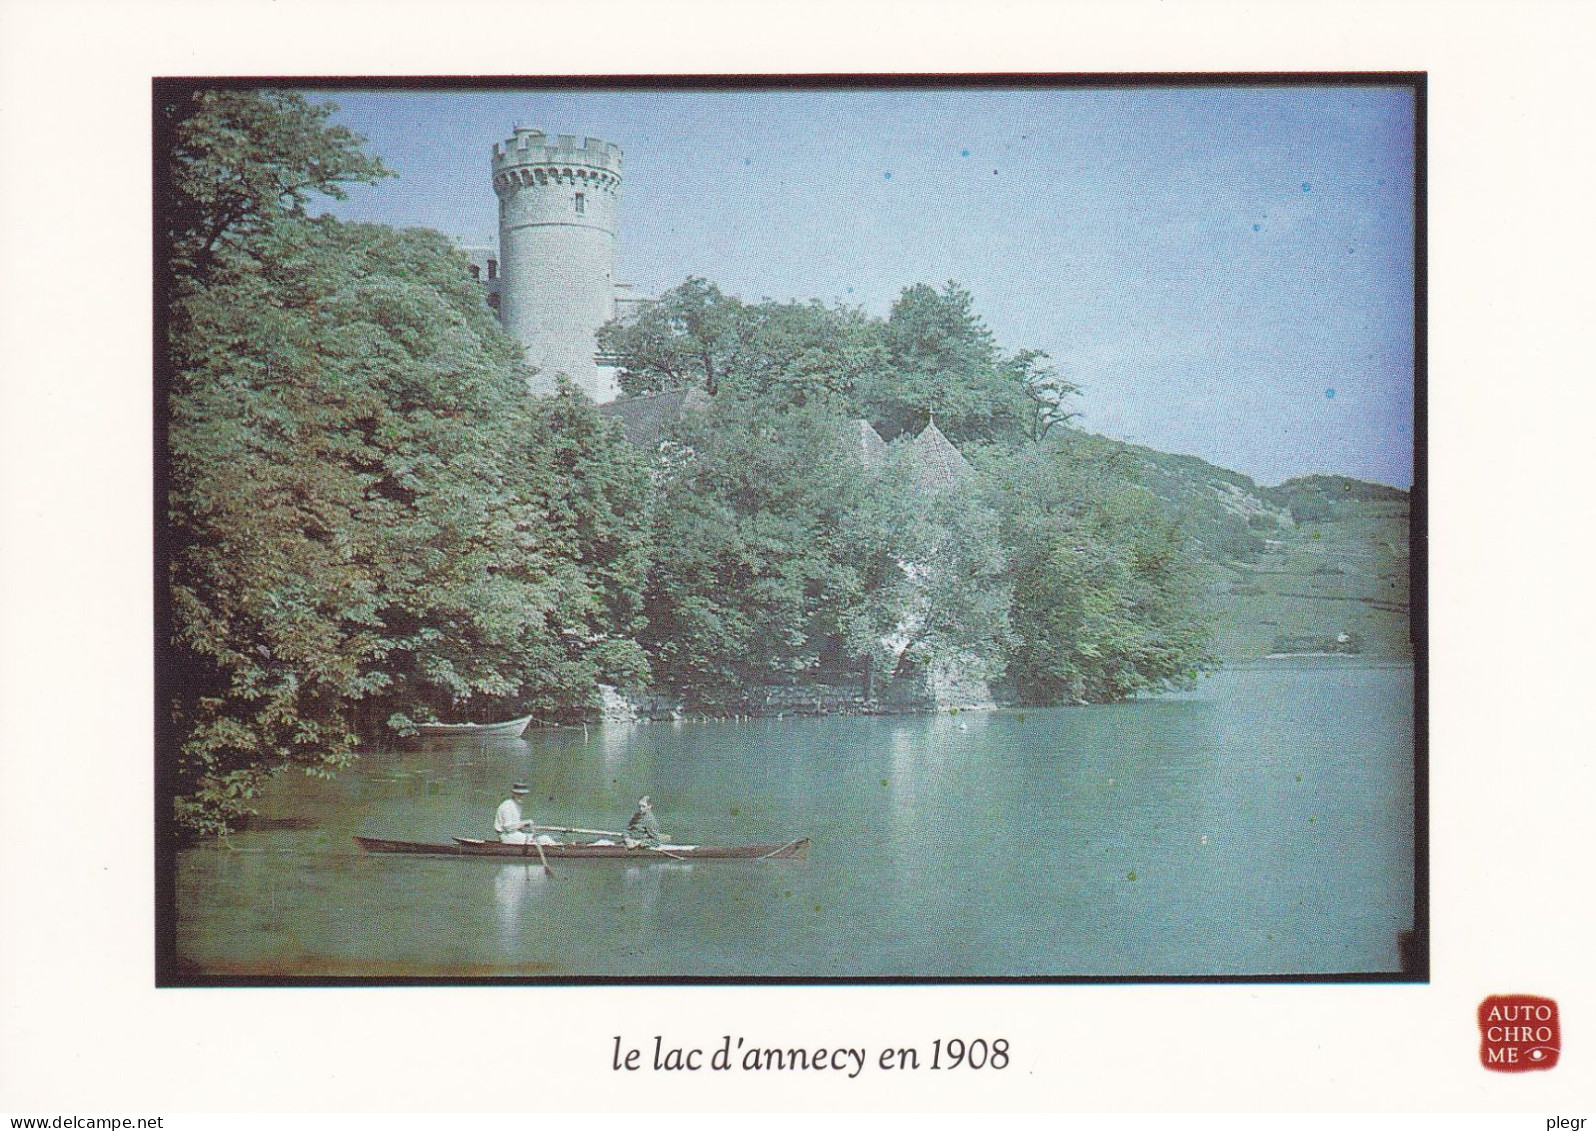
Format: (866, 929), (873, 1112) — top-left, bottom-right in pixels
(163, 92), (648, 832)
(163, 90), (390, 286)
(601, 276), (1212, 706)
(164, 90), (1217, 833)
(597, 278), (1077, 442)
(979, 435), (1216, 704)
(639, 393), (916, 704)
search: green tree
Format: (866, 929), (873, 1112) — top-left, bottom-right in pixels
(982, 434), (1216, 704)
(161, 89), (389, 284)
(598, 274), (1077, 702)
(1003, 348), (1081, 443)
(639, 391), (914, 704)
(862, 281), (1034, 444)
(164, 91), (652, 832)
(523, 380), (655, 693)
(168, 217), (571, 831)
(723, 300), (888, 410)
(599, 278), (888, 410)
(598, 277), (750, 397)
(600, 277), (1067, 445)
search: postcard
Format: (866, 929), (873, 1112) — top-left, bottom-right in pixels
(2, 0), (1592, 1119)
(156, 77), (1422, 987)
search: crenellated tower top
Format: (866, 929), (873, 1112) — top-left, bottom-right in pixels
(492, 128), (623, 196)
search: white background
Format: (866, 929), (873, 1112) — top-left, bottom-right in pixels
(2, 0), (1592, 1116)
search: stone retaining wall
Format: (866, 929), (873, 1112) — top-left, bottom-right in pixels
(594, 671), (999, 723)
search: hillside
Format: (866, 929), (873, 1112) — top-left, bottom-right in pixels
(1096, 438), (1414, 662)
(1203, 493), (1413, 661)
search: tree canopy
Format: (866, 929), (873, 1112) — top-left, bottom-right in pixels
(979, 433), (1216, 703)
(599, 277), (1078, 447)
(161, 89), (390, 284)
(639, 391), (916, 703)
(164, 90), (1216, 834)
(164, 91), (649, 832)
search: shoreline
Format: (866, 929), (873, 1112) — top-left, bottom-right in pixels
(522, 655), (1415, 731)
(415, 655), (1420, 738)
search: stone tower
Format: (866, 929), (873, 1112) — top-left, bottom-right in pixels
(492, 127), (623, 401)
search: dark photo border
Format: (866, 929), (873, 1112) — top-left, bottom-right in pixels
(154, 71), (1426, 988)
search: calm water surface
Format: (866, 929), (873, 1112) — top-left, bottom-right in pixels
(174, 660), (1415, 977)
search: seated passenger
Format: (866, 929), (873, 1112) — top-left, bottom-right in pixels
(624, 795), (664, 848)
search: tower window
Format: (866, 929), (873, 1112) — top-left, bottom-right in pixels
(468, 264), (481, 280)
(575, 192), (586, 215)
(487, 259), (498, 280)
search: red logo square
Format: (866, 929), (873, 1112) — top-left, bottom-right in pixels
(1479, 994), (1560, 1071)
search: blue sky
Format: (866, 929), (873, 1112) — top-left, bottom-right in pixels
(308, 85), (1415, 487)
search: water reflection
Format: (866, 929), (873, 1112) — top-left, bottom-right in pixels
(493, 860), (551, 943)
(596, 721), (637, 769)
(884, 715), (964, 839)
(176, 664), (1416, 977)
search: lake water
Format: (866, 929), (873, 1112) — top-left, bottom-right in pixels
(172, 660), (1416, 979)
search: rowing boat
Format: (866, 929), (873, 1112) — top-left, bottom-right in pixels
(413, 714), (533, 739)
(353, 835), (809, 860)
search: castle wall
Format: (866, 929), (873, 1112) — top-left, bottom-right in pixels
(455, 243), (503, 313)
(493, 129), (623, 402)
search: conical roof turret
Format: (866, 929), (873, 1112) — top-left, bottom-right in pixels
(911, 417), (973, 491)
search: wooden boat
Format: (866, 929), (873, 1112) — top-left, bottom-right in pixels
(413, 714), (533, 739)
(354, 835), (810, 861)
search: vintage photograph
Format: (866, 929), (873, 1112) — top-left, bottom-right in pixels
(156, 78), (1421, 982)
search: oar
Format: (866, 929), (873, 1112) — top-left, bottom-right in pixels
(530, 823), (679, 857)
(530, 831), (555, 878)
(533, 824), (627, 839)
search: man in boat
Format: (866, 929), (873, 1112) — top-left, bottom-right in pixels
(624, 795), (664, 848)
(494, 783), (557, 845)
